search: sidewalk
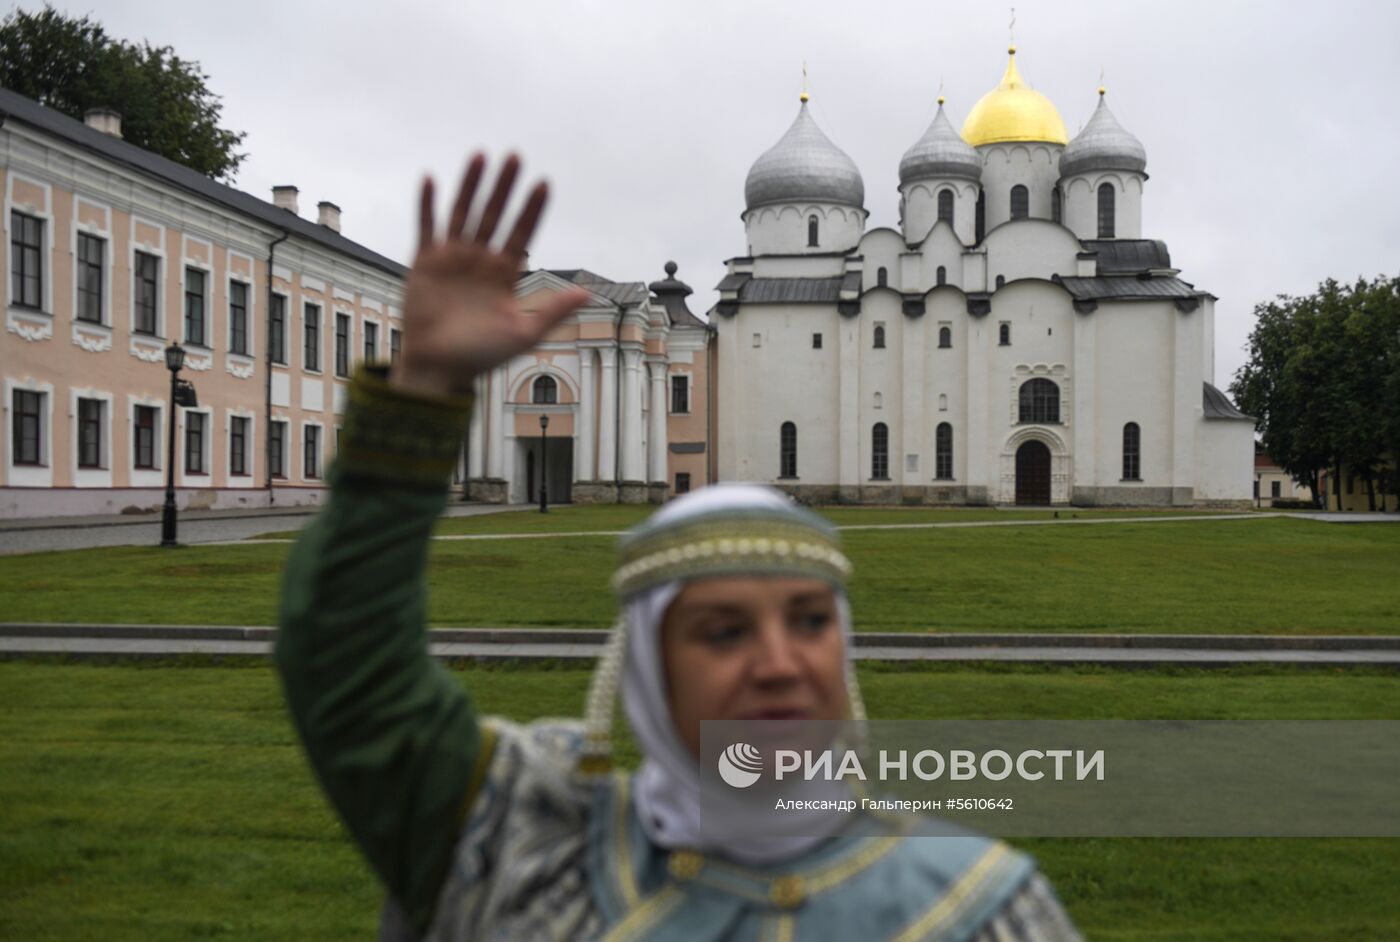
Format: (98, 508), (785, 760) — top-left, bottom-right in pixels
(3, 624), (1397, 667)
(0, 499), (526, 533)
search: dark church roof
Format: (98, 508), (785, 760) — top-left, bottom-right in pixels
(1203, 382), (1253, 421)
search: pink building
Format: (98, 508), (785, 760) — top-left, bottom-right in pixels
(1, 88), (712, 518)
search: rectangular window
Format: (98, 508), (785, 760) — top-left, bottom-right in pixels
(230, 415), (249, 476)
(134, 405), (157, 469)
(335, 313), (351, 377)
(134, 251), (160, 335)
(229, 281), (249, 355)
(269, 294), (287, 364)
(10, 211), (43, 309)
(13, 389), (43, 465)
(269, 421), (287, 479)
(77, 398), (103, 468)
(675, 472), (691, 495)
(184, 267), (206, 346)
(77, 233), (104, 323)
(1271, 480), (1282, 499)
(304, 303), (321, 371)
(812, 333), (822, 349)
(670, 375), (689, 414)
(185, 412), (206, 474)
(390, 327), (402, 364)
(303, 425), (321, 479)
(364, 321), (378, 362)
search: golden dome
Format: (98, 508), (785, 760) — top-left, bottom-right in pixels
(961, 47), (1069, 147)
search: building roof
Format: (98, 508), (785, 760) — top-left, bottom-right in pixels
(646, 261), (709, 329)
(0, 85), (407, 278)
(899, 102), (982, 185)
(1081, 239), (1173, 274)
(738, 277), (845, 304)
(1060, 92), (1147, 178)
(543, 269), (648, 307)
(1203, 382), (1254, 421)
(1059, 275), (1203, 301)
(961, 48), (1068, 147)
(744, 100), (864, 210)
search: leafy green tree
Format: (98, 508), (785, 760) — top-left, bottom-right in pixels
(0, 5), (245, 181)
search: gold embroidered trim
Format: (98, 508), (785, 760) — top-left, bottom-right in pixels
(612, 774), (641, 910)
(889, 843), (1015, 942)
(600, 885), (685, 942)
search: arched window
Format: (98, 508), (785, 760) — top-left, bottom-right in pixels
(937, 189), (954, 225)
(999, 322), (1011, 346)
(872, 423), (889, 479)
(975, 189), (986, 242)
(1018, 378), (1060, 424)
(936, 265), (947, 286)
(938, 325), (952, 348)
(532, 375), (558, 404)
(873, 325), (886, 349)
(938, 393), (948, 411)
(808, 215), (820, 247)
(995, 274), (1006, 289)
(1122, 422), (1141, 480)
(780, 421), (797, 478)
(935, 422), (953, 480)
(873, 392), (883, 410)
(877, 267), (887, 288)
(1097, 183), (1115, 238)
(1010, 185), (1029, 220)
(1051, 186), (1062, 224)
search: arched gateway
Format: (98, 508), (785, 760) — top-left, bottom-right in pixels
(1015, 440), (1052, 505)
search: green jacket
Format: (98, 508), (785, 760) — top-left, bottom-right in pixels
(276, 367), (488, 936)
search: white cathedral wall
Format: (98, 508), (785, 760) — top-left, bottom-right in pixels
(860, 229), (906, 292)
(1090, 304), (1177, 494)
(743, 203), (866, 256)
(913, 226), (966, 293)
(927, 290), (970, 483)
(752, 255), (848, 278)
(982, 221), (1084, 285)
(718, 304), (843, 485)
(977, 143), (1063, 230)
(859, 292), (904, 486)
(1060, 173), (1145, 241)
(900, 180), (979, 245)
(1195, 419), (1255, 504)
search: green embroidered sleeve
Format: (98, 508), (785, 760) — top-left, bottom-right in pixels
(275, 365), (485, 936)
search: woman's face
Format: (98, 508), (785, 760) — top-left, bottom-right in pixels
(660, 575), (848, 760)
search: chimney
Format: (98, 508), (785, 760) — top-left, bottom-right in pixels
(84, 107), (122, 139)
(272, 186), (299, 214)
(317, 201), (341, 233)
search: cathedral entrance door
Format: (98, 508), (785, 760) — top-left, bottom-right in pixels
(1015, 441), (1052, 505)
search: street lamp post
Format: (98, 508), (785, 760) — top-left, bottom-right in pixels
(160, 342), (187, 547)
(539, 414), (549, 513)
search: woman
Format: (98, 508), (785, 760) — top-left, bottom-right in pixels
(276, 155), (1082, 941)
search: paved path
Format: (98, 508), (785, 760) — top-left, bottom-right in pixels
(0, 503), (527, 556)
(3, 624), (1396, 667)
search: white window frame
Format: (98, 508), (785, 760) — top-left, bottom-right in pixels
(302, 301), (323, 374)
(129, 215), (167, 340)
(5, 172), (55, 316)
(70, 387), (114, 487)
(268, 417), (290, 480)
(127, 395), (165, 487)
(72, 200), (112, 329)
(226, 272), (256, 362)
(5, 379), (54, 487)
(179, 407), (213, 485)
(226, 409), (257, 487)
(180, 249), (214, 350)
(300, 419), (325, 482)
(669, 372), (691, 415)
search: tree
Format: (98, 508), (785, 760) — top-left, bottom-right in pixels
(0, 6), (245, 181)
(1232, 276), (1400, 511)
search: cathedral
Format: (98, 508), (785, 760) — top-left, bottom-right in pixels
(713, 46), (1254, 507)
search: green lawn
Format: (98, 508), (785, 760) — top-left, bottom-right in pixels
(3, 515), (1399, 634)
(1, 662), (1397, 940)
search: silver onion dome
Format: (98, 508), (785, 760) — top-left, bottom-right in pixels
(899, 103), (982, 185)
(1059, 93), (1147, 178)
(744, 101), (865, 210)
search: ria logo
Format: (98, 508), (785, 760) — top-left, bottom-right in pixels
(717, 742), (763, 788)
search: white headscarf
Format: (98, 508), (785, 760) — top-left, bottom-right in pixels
(618, 484), (858, 865)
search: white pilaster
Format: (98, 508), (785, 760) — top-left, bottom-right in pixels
(487, 365), (506, 479)
(598, 350), (618, 481)
(648, 359), (669, 483)
(468, 374), (485, 478)
(577, 347), (596, 482)
(621, 347), (645, 481)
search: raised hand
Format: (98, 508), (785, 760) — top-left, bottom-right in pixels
(388, 153), (591, 399)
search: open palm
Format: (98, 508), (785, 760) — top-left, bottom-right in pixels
(389, 153), (590, 398)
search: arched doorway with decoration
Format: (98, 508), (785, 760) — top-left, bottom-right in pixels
(1015, 440), (1052, 505)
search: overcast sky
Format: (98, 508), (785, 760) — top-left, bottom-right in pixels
(42, 0), (1400, 388)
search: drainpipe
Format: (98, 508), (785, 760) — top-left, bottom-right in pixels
(264, 229), (290, 505)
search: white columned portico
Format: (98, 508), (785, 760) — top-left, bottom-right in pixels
(468, 375), (485, 478)
(577, 347), (596, 481)
(487, 365), (506, 479)
(620, 347), (645, 480)
(647, 358), (668, 483)
(598, 350), (618, 481)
